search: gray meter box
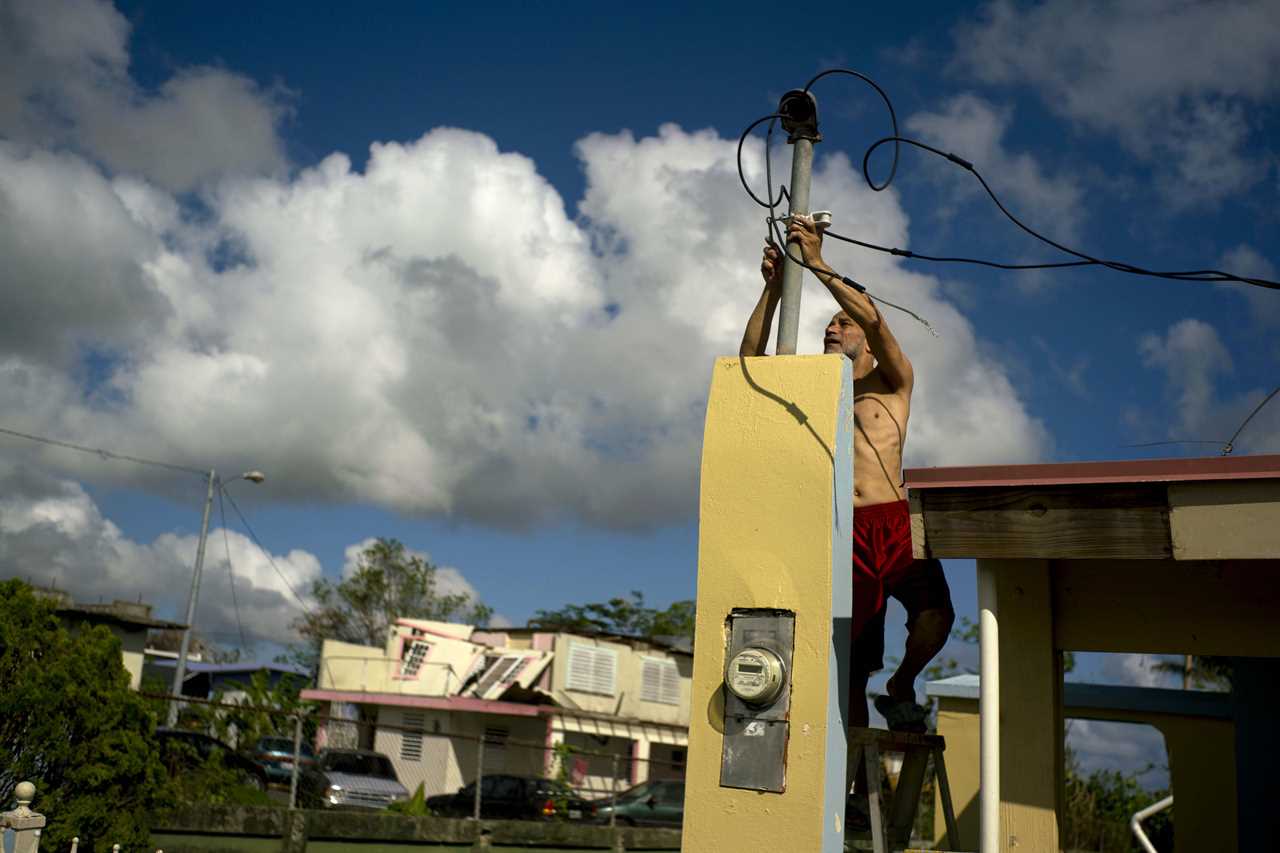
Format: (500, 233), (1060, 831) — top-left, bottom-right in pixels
(719, 608), (796, 793)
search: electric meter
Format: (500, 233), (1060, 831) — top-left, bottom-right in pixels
(726, 647), (785, 705)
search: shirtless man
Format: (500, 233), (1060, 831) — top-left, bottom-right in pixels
(739, 215), (955, 736)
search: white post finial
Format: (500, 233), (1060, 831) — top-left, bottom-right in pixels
(71, 838), (80, 853)
(2, 783), (47, 853)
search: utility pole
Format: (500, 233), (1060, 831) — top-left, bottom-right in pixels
(168, 468), (217, 727)
(774, 90), (821, 355)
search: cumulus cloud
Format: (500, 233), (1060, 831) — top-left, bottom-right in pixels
(1067, 720), (1168, 787)
(0, 120), (1051, 529)
(1137, 317), (1279, 452)
(0, 1), (1050, 540)
(906, 94), (1084, 242)
(340, 536), (482, 606)
(1219, 244), (1280, 328)
(953, 0), (1280, 206)
(0, 0), (288, 192)
(0, 460), (321, 645)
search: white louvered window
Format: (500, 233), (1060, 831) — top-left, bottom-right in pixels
(565, 644), (617, 696)
(640, 657), (681, 705)
(401, 710), (425, 762)
(400, 639), (431, 677)
(474, 655), (526, 698)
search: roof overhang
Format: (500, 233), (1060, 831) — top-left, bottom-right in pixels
(905, 455), (1280, 561)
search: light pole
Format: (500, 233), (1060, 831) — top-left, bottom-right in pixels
(167, 468), (266, 727)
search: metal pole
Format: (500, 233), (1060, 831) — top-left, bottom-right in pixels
(169, 468), (217, 727)
(473, 736), (485, 820)
(609, 754), (619, 829)
(775, 138), (814, 355)
(978, 563), (1000, 853)
(289, 714), (303, 809)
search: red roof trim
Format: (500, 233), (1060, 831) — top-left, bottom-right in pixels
(905, 454), (1280, 490)
(300, 688), (545, 717)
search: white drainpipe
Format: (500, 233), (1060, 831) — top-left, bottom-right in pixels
(978, 564), (1000, 853)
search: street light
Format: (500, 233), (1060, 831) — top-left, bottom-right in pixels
(167, 469), (266, 727)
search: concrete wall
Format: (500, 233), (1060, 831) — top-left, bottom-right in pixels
(683, 356), (855, 853)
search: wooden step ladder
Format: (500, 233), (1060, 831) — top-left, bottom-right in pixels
(848, 727), (961, 853)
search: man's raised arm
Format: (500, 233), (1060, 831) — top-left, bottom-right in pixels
(740, 242), (784, 358)
(786, 216), (914, 391)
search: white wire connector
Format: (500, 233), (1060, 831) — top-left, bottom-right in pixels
(773, 210), (833, 230)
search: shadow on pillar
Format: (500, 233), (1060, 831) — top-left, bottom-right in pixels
(1232, 656), (1280, 849)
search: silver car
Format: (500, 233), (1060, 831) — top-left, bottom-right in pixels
(302, 748), (408, 809)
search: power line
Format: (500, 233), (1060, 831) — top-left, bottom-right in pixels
(1224, 385), (1280, 454)
(738, 68), (1280, 292)
(0, 425), (205, 476)
(1122, 385), (1279, 455)
(217, 486), (249, 650)
(221, 487), (313, 616)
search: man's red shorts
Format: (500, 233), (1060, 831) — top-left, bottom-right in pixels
(851, 499), (953, 675)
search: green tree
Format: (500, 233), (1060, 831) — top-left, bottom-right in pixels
(213, 668), (318, 750)
(289, 538), (492, 664)
(1152, 655), (1232, 690)
(529, 591), (695, 642)
(0, 579), (171, 851)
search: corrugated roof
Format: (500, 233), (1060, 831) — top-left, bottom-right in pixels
(905, 454), (1280, 490)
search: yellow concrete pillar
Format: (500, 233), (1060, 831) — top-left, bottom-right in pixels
(682, 355), (855, 853)
(986, 558), (1064, 853)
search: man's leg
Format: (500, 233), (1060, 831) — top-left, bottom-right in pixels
(885, 607), (955, 703)
(885, 559), (955, 704)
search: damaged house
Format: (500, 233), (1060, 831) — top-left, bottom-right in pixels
(302, 619), (691, 798)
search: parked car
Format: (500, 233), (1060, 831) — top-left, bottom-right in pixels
(154, 727), (268, 791)
(252, 735), (316, 786)
(425, 774), (597, 821)
(593, 779), (684, 827)
(298, 748), (409, 809)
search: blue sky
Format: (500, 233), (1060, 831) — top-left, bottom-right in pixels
(2, 0), (1277, 783)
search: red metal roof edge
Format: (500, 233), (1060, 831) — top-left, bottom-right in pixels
(904, 454), (1280, 490)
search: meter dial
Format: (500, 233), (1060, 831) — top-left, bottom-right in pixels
(725, 647), (785, 705)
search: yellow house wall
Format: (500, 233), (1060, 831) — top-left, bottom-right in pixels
(682, 355), (854, 853)
(934, 696), (1237, 853)
(548, 633), (692, 728)
(317, 639), (391, 691)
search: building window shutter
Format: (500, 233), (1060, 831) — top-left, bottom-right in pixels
(566, 644), (617, 696)
(641, 658), (681, 705)
(401, 640), (431, 677)
(401, 710), (425, 762)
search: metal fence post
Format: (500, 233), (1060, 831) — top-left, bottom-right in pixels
(1, 782), (45, 853)
(290, 713), (303, 810)
(473, 736), (485, 821)
(609, 754), (619, 829)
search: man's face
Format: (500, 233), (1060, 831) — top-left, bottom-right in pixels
(824, 312), (868, 360)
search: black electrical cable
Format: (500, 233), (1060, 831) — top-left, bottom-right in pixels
(802, 68), (901, 191)
(738, 69), (1280, 291)
(854, 135), (1280, 290)
(737, 113), (788, 210)
(217, 485), (249, 650)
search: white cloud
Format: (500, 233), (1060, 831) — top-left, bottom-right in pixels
(0, 3), (1051, 535)
(954, 0), (1280, 206)
(1219, 244), (1280, 328)
(0, 121), (1051, 529)
(906, 94), (1084, 248)
(0, 460), (321, 645)
(1067, 719), (1168, 787)
(0, 0), (288, 192)
(340, 536), (481, 606)
(1137, 317), (1279, 453)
